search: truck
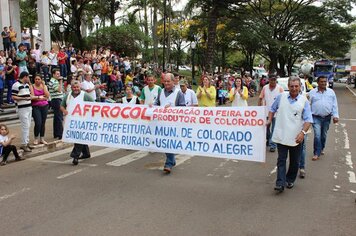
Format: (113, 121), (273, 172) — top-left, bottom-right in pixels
(313, 60), (334, 88)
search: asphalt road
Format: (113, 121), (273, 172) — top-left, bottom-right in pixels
(1, 83), (355, 236)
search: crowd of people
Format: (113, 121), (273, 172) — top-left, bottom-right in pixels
(0, 32), (340, 193)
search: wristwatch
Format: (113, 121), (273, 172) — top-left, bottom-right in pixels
(301, 130), (307, 135)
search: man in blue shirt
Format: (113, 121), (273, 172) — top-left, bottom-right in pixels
(309, 76), (339, 161)
(267, 77), (313, 192)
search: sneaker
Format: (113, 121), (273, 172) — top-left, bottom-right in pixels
(21, 145), (32, 152)
(72, 158), (78, 165)
(269, 147), (276, 152)
(299, 169), (306, 179)
(33, 139), (39, 145)
(286, 182), (294, 189)
(40, 138), (48, 145)
(0, 161), (7, 166)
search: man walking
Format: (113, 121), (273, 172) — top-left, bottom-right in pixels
(11, 72), (33, 152)
(258, 75), (284, 152)
(61, 80), (94, 165)
(48, 69), (64, 139)
(267, 77), (313, 192)
(154, 73), (185, 173)
(140, 74), (162, 105)
(309, 76), (339, 161)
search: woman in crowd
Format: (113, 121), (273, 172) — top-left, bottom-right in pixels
(30, 74), (50, 145)
(229, 77), (248, 107)
(5, 58), (16, 104)
(122, 86), (140, 104)
(196, 76), (216, 107)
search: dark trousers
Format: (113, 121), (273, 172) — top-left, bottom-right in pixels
(6, 79), (15, 103)
(51, 98), (63, 139)
(0, 88), (3, 106)
(32, 105), (49, 138)
(276, 143), (302, 187)
(2, 145), (20, 161)
(70, 144), (90, 159)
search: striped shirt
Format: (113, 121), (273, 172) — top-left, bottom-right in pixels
(11, 81), (32, 108)
(48, 78), (63, 100)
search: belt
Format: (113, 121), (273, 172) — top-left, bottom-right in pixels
(313, 114), (331, 118)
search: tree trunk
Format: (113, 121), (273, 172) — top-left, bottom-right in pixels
(205, 6), (218, 73)
(152, 4), (158, 63)
(110, 0), (115, 26)
(166, 0), (172, 66)
(143, 0), (149, 62)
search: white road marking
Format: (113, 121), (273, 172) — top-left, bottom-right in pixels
(57, 168), (85, 179)
(335, 185), (341, 189)
(341, 124), (350, 149)
(30, 147), (73, 161)
(347, 171), (356, 183)
(346, 85), (356, 96)
(350, 190), (356, 194)
(346, 152), (353, 170)
(106, 150), (149, 167)
(43, 160), (97, 167)
(333, 189), (339, 192)
(339, 118), (356, 121)
(334, 172), (338, 179)
(62, 147), (118, 164)
(0, 187), (31, 202)
(270, 166), (277, 175)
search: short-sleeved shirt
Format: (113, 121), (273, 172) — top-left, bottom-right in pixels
(1, 31), (10, 43)
(48, 78), (63, 100)
(16, 51), (27, 67)
(12, 80), (32, 108)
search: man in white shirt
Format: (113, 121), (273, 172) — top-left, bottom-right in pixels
(21, 28), (31, 52)
(81, 73), (97, 101)
(258, 75), (284, 152)
(48, 47), (58, 73)
(179, 79), (198, 106)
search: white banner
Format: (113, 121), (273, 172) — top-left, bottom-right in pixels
(62, 102), (266, 162)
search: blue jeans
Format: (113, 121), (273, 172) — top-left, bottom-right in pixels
(276, 143), (302, 186)
(59, 64), (67, 78)
(6, 79), (15, 103)
(312, 115), (331, 157)
(299, 134), (308, 169)
(164, 153), (176, 168)
(32, 105), (49, 138)
(267, 117), (276, 149)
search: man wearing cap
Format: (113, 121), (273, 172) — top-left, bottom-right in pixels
(258, 75), (284, 152)
(179, 79), (198, 106)
(16, 43), (29, 74)
(140, 73), (162, 105)
(154, 73), (186, 174)
(48, 69), (64, 139)
(12, 72), (33, 152)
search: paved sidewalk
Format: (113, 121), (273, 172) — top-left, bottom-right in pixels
(3, 117), (68, 150)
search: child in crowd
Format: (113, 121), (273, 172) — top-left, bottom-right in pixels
(0, 124), (23, 166)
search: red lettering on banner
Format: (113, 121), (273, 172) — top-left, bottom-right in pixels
(83, 104), (91, 116)
(92, 105), (101, 116)
(121, 107), (130, 119)
(110, 107), (121, 118)
(71, 104), (82, 116)
(101, 106), (110, 118)
(141, 108), (151, 120)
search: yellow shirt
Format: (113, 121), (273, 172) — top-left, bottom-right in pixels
(196, 86), (216, 107)
(125, 75), (133, 85)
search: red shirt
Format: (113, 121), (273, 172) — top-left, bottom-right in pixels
(58, 51), (67, 65)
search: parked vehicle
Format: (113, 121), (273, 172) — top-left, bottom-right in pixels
(252, 67), (268, 78)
